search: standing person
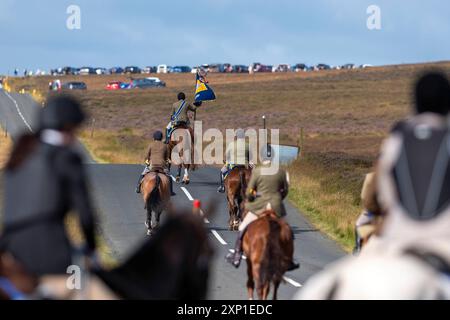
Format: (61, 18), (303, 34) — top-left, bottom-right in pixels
(296, 71), (450, 300)
(135, 130), (176, 196)
(0, 95), (98, 277)
(225, 147), (299, 270)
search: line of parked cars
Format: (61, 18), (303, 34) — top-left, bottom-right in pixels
(44, 62), (374, 77)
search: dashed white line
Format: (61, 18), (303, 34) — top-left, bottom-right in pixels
(283, 276), (302, 288)
(3, 91), (33, 133)
(211, 230), (228, 245)
(180, 187), (194, 201)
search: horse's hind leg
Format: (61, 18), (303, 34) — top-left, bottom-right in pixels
(272, 280), (280, 300)
(246, 260), (255, 300)
(153, 209), (162, 230)
(146, 208), (153, 236)
(176, 165), (182, 183)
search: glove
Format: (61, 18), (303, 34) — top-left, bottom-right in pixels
(145, 159), (150, 166)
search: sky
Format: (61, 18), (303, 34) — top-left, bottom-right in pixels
(0, 0), (449, 74)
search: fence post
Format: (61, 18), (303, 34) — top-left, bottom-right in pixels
(298, 127), (304, 158)
(90, 118), (96, 138)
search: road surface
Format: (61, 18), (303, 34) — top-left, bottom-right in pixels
(0, 89), (345, 299)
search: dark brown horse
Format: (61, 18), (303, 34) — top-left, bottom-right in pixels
(167, 125), (197, 184)
(225, 166), (252, 230)
(140, 171), (171, 236)
(242, 210), (294, 300)
(0, 209), (214, 300)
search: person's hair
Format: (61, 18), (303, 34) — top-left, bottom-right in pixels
(153, 130), (163, 141)
(415, 71), (450, 116)
(5, 134), (39, 171)
(177, 92), (186, 101)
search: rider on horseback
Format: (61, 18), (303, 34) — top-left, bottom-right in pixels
(225, 147), (300, 270)
(135, 130), (176, 196)
(217, 129), (252, 193)
(165, 92), (202, 144)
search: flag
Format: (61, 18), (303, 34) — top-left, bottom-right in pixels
(194, 72), (216, 102)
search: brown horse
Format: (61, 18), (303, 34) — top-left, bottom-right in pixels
(167, 125), (197, 184)
(225, 166), (252, 230)
(242, 210), (294, 300)
(140, 171), (171, 236)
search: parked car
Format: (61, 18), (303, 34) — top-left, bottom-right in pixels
(124, 66), (141, 74)
(79, 67), (96, 75)
(142, 66), (157, 74)
(109, 67), (124, 74)
(250, 63), (272, 73)
(146, 77), (166, 86)
(157, 64), (170, 74)
(191, 67), (199, 74)
(316, 64), (331, 70)
(273, 64), (291, 72)
(232, 65), (249, 73)
(61, 66), (79, 75)
(62, 82), (87, 90)
(341, 64), (356, 70)
(360, 64), (373, 69)
(172, 66), (192, 73)
(95, 68), (107, 75)
(293, 64), (308, 72)
(130, 78), (166, 89)
(106, 81), (125, 90)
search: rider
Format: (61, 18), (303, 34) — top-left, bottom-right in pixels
(225, 146), (300, 270)
(165, 92), (202, 144)
(0, 95), (98, 277)
(217, 129), (252, 193)
(135, 130), (176, 196)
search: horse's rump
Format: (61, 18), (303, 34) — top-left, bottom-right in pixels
(142, 172), (170, 209)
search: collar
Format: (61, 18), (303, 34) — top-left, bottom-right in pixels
(40, 129), (67, 146)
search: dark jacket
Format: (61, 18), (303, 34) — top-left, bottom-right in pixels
(1, 141), (97, 276)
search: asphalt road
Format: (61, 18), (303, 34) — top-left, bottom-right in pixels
(0, 90), (346, 300)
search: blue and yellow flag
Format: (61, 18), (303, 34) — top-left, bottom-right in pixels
(194, 72), (216, 102)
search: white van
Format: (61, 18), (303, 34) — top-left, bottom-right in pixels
(157, 64), (169, 74)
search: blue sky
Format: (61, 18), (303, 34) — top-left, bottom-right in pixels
(0, 0), (449, 74)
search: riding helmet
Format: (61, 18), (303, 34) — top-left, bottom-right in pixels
(415, 71), (450, 116)
(153, 130), (163, 141)
(39, 94), (86, 131)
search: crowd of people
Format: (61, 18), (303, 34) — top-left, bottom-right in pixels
(1, 70), (450, 300)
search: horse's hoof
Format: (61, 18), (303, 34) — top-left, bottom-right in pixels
(147, 229), (152, 236)
(175, 177), (181, 183)
(184, 180), (190, 185)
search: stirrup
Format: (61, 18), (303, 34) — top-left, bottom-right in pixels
(287, 260), (300, 271)
(217, 186), (225, 193)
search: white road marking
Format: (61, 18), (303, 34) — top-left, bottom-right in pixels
(212, 230), (228, 245)
(283, 276), (302, 288)
(169, 175), (176, 182)
(3, 91), (33, 133)
(180, 187), (194, 201)
(199, 209), (210, 224)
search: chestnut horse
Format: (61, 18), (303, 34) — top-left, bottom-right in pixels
(167, 125), (197, 185)
(140, 171), (171, 236)
(242, 210), (294, 300)
(225, 166), (252, 230)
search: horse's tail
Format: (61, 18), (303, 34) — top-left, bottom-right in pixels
(146, 174), (161, 210)
(239, 169), (247, 200)
(259, 219), (286, 291)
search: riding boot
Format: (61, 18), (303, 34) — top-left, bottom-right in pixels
(287, 259), (300, 271)
(135, 175), (145, 193)
(226, 234), (243, 268)
(217, 174), (225, 193)
(169, 177), (176, 196)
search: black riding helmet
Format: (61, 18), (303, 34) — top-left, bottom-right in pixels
(177, 92), (186, 101)
(153, 130), (163, 141)
(39, 94), (86, 131)
(415, 71), (450, 116)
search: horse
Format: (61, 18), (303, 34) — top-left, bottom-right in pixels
(167, 125), (197, 185)
(140, 170), (171, 236)
(225, 166), (252, 231)
(242, 210), (294, 300)
(0, 210), (214, 300)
